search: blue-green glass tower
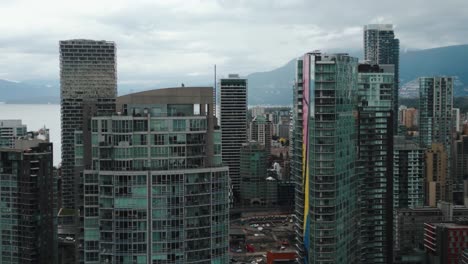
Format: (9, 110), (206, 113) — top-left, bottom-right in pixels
(293, 52), (359, 264)
(81, 87), (229, 264)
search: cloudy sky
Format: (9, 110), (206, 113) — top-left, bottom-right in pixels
(0, 0), (466, 86)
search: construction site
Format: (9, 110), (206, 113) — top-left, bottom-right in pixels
(229, 213), (297, 264)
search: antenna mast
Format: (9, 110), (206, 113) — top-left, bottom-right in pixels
(214, 64), (217, 117)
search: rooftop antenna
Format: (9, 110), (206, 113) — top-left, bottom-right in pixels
(214, 64), (217, 117)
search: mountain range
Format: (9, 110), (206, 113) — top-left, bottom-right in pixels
(1, 44), (467, 105)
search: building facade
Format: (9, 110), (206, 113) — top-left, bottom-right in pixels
(0, 120), (27, 148)
(401, 108), (418, 129)
(453, 135), (468, 204)
(424, 222), (468, 264)
(453, 108), (461, 133)
(394, 203), (468, 263)
(0, 129), (57, 264)
(363, 24), (400, 131)
(239, 142), (268, 206)
(393, 136), (425, 209)
(419, 77), (453, 149)
(219, 74), (247, 199)
(419, 77), (454, 205)
(251, 106), (265, 118)
(462, 249), (468, 264)
(81, 87), (229, 264)
(291, 56), (307, 262)
(248, 115), (273, 156)
(60, 39), (117, 209)
(426, 143), (450, 207)
(293, 52), (359, 264)
(357, 63), (394, 264)
(277, 124), (290, 139)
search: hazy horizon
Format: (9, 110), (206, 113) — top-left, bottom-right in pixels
(1, 0), (467, 87)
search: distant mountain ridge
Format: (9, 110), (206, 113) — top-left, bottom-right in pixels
(245, 59), (296, 105)
(244, 44), (468, 104)
(247, 45), (468, 105)
(1, 44), (468, 105)
(0, 79), (59, 103)
(400, 44), (468, 97)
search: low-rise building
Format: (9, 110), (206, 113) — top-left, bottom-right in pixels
(394, 203), (468, 263)
(424, 221), (468, 264)
(267, 251), (297, 264)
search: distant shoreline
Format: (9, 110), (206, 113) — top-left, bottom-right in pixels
(0, 102), (60, 105)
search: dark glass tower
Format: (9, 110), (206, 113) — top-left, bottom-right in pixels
(364, 24), (400, 132)
(0, 129), (57, 264)
(60, 39), (117, 209)
(357, 63), (395, 264)
(219, 74), (247, 200)
(453, 135), (468, 203)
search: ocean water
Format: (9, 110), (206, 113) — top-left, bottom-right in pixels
(0, 104), (61, 165)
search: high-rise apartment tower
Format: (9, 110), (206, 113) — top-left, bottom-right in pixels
(81, 87), (229, 264)
(357, 63), (394, 264)
(293, 52), (359, 264)
(419, 77), (453, 204)
(60, 39), (117, 209)
(393, 136), (424, 209)
(0, 129), (57, 264)
(419, 77), (453, 149)
(364, 24), (400, 132)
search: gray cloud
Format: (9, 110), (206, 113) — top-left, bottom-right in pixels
(0, 0), (466, 86)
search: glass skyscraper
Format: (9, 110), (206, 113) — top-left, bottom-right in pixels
(0, 129), (57, 264)
(419, 77), (454, 203)
(219, 74), (247, 201)
(292, 56), (307, 262)
(293, 52), (359, 264)
(357, 63), (395, 264)
(60, 39), (117, 209)
(239, 142), (268, 206)
(453, 135), (468, 204)
(364, 24), (400, 132)
(81, 87), (229, 264)
(419, 77), (453, 149)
